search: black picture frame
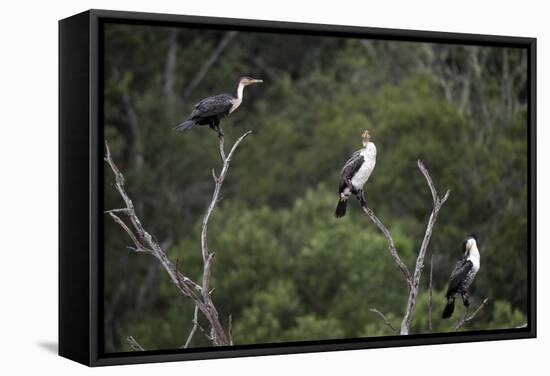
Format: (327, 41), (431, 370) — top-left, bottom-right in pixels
(59, 9), (537, 367)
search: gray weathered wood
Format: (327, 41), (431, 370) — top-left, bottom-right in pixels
(104, 131), (251, 347)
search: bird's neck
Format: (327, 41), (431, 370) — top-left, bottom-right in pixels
(467, 244), (480, 269)
(235, 81), (245, 101)
(362, 142), (376, 156)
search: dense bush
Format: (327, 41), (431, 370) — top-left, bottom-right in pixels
(103, 24), (528, 351)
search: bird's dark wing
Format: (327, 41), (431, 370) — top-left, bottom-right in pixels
(340, 150), (364, 182)
(446, 259), (473, 294)
(191, 94), (234, 118)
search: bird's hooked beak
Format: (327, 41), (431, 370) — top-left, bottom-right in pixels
(239, 76), (263, 87)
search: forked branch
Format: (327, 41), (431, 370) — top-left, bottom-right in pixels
(105, 130), (251, 347)
(362, 160), (450, 335)
(454, 298), (489, 331)
(198, 130), (252, 344)
(401, 161), (450, 335)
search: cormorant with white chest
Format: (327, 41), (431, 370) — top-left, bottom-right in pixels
(442, 235), (481, 319)
(335, 130), (377, 218)
(174, 76), (263, 137)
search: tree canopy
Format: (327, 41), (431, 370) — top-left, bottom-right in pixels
(102, 23), (528, 352)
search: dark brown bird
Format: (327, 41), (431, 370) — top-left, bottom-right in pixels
(175, 76), (263, 137)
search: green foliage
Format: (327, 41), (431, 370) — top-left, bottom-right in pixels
(486, 301), (527, 330)
(102, 24), (529, 351)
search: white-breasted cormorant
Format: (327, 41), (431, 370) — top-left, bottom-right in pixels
(174, 76), (263, 136)
(335, 130), (377, 218)
(442, 235), (481, 319)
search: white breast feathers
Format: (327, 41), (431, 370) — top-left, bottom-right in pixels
(468, 243), (481, 273)
(351, 142), (377, 189)
(229, 98), (242, 114)
(230, 82), (245, 114)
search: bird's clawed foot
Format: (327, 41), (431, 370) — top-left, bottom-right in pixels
(210, 122), (224, 138)
(462, 292), (470, 307)
(356, 190), (367, 207)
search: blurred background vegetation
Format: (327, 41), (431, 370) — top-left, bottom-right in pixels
(102, 23), (528, 352)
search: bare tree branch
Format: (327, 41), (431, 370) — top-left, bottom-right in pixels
(107, 212), (151, 254)
(361, 206), (412, 287)
(105, 133), (251, 348)
(362, 160), (449, 335)
(455, 298), (489, 331)
(105, 141), (207, 315)
(370, 308), (398, 334)
(400, 161), (450, 335)
(196, 131), (252, 345)
(228, 314), (234, 346)
(126, 336), (145, 351)
(193, 316), (213, 342)
(201, 131), (252, 264)
(182, 306), (199, 349)
(418, 160), (451, 208)
(104, 208), (130, 214)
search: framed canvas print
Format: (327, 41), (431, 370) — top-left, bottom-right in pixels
(59, 9), (536, 366)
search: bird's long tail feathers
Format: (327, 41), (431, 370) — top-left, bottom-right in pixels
(174, 120), (195, 131)
(335, 199), (348, 218)
(442, 297), (455, 319)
